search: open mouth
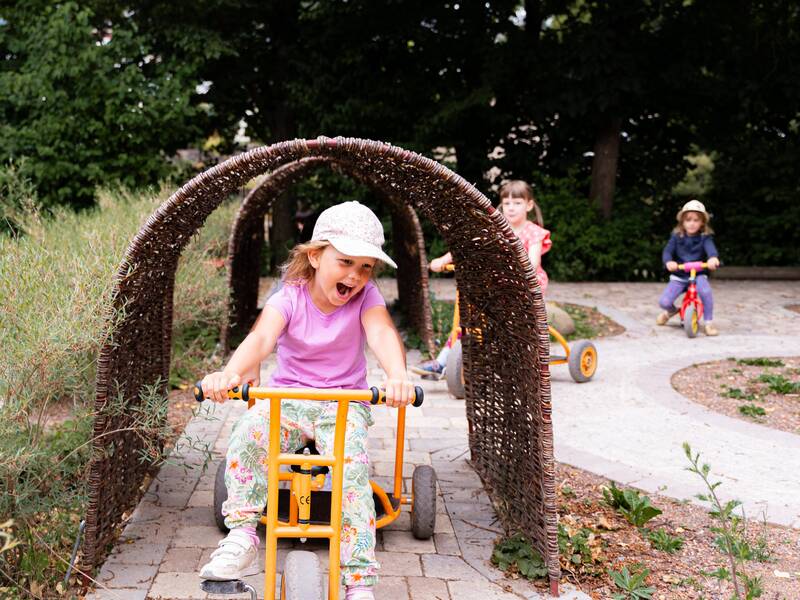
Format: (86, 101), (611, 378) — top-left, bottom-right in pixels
(335, 282), (354, 300)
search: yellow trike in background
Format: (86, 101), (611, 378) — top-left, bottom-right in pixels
(194, 383), (430, 600)
(440, 264), (598, 398)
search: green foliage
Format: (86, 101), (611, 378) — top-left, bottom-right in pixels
(0, 161), (38, 236)
(684, 443), (768, 599)
(0, 3), (201, 208)
(491, 533), (548, 580)
(738, 404), (766, 419)
(737, 358), (784, 368)
(644, 528), (684, 554)
(723, 387), (756, 402)
(559, 303), (598, 341)
(534, 175), (662, 281)
(0, 187), (235, 592)
(609, 565), (655, 600)
(602, 482), (663, 528)
(557, 524), (595, 567)
(755, 374), (800, 395)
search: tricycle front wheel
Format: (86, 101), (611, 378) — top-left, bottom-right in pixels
(281, 551), (324, 600)
(683, 306), (699, 338)
(567, 340), (598, 383)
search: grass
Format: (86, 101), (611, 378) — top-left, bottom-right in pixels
(0, 185), (237, 595)
(737, 358), (784, 368)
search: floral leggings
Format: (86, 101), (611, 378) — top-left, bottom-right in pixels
(222, 399), (378, 587)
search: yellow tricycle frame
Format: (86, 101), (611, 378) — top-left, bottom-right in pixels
(198, 384), (417, 600)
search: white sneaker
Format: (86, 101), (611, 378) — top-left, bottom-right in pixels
(199, 529), (259, 581)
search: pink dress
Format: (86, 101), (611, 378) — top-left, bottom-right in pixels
(515, 221), (551, 295)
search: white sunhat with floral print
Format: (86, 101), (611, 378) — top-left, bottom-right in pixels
(311, 201), (398, 269)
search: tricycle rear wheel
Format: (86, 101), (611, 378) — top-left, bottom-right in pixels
(410, 465), (437, 540)
(445, 340), (465, 399)
(567, 340), (598, 383)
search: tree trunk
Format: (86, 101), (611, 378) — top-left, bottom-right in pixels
(268, 105), (297, 272)
(589, 115), (622, 220)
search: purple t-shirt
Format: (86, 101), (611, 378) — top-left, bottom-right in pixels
(265, 280), (385, 389)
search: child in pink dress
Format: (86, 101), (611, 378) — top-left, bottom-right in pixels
(413, 180), (550, 377)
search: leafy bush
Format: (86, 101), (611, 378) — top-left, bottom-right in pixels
(737, 358), (784, 368)
(609, 565), (655, 600)
(644, 528), (684, 554)
(491, 533), (548, 580)
(533, 174), (663, 281)
(738, 404), (766, 419)
(602, 482), (663, 528)
(755, 374), (800, 395)
(0, 187), (237, 593)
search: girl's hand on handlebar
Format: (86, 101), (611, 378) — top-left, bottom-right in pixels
(382, 375), (417, 408)
(707, 257), (720, 270)
(201, 371), (242, 404)
(666, 261), (678, 272)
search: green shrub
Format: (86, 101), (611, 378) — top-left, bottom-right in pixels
(756, 374), (800, 395)
(491, 533), (548, 580)
(0, 186), (237, 592)
(534, 175), (663, 281)
(609, 564), (655, 599)
(737, 358), (784, 368)
(602, 482), (663, 528)
(738, 404), (766, 419)
(644, 528), (684, 554)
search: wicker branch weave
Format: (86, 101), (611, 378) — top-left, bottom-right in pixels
(223, 156), (435, 354)
(85, 137), (558, 589)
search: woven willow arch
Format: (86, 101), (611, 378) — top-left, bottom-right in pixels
(85, 137), (559, 590)
(222, 156), (435, 355)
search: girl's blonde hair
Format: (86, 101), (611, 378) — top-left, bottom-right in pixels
(280, 240), (383, 285)
(673, 210), (714, 236)
(281, 240), (330, 285)
(499, 179), (543, 226)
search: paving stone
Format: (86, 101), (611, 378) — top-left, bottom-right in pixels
(421, 554), (483, 581)
(87, 589), (149, 600)
(408, 576), (451, 600)
(148, 572), (207, 599)
(374, 575), (410, 599)
(160, 547), (203, 572)
(433, 533), (461, 556)
(172, 525), (224, 548)
(383, 510), (411, 531)
(187, 490), (214, 508)
(381, 531), (435, 553)
(105, 541), (168, 566)
(98, 563), (158, 589)
(373, 461), (414, 477)
(447, 580), (521, 599)
(375, 550), (422, 576)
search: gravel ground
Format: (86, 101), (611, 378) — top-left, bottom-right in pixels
(672, 357), (800, 435)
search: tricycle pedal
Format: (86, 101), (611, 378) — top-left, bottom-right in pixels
(201, 579), (257, 599)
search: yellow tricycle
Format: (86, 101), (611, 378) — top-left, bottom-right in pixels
(194, 382), (431, 600)
(440, 264), (598, 398)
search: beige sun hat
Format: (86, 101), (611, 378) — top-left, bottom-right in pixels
(311, 201), (398, 269)
(676, 199), (709, 221)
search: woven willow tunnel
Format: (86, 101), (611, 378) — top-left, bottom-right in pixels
(223, 156), (435, 355)
(85, 137), (559, 591)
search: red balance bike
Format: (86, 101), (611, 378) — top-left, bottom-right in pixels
(677, 261), (708, 338)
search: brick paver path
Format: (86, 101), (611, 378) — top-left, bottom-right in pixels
(86, 278), (799, 599)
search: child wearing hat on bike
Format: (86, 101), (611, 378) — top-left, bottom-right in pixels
(198, 201), (415, 600)
(656, 199), (721, 336)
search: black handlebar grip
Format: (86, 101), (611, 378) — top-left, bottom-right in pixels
(241, 383), (250, 402)
(194, 381), (204, 402)
(412, 386), (424, 407)
(193, 381), (250, 402)
(370, 386), (381, 405)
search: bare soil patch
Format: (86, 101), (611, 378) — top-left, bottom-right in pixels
(514, 463), (800, 599)
(671, 356), (800, 434)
